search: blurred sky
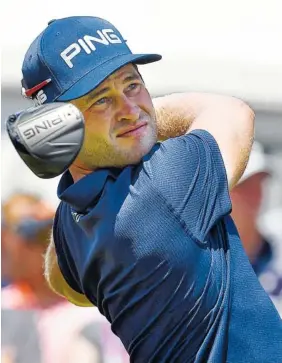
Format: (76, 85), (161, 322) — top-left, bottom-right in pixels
(1, 0), (282, 102)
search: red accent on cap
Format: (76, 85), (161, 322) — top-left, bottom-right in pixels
(24, 78), (52, 97)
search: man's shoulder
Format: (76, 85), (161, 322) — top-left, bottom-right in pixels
(53, 201), (69, 242)
(54, 201), (71, 223)
(54, 201), (81, 241)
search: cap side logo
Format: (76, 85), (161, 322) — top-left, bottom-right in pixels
(60, 28), (123, 68)
(22, 78), (51, 104)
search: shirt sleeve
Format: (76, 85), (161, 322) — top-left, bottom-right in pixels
(53, 202), (83, 294)
(146, 129), (232, 242)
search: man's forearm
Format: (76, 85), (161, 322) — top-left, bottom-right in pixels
(154, 93), (196, 140)
(154, 92), (254, 189)
(153, 92), (249, 140)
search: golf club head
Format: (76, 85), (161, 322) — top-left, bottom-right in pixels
(6, 102), (85, 179)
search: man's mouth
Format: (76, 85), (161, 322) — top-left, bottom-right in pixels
(116, 122), (147, 137)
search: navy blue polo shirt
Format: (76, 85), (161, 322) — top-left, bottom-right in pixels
(54, 130), (282, 362)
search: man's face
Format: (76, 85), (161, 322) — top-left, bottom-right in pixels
(70, 64), (157, 170)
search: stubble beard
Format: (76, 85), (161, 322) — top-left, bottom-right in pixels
(82, 120), (157, 170)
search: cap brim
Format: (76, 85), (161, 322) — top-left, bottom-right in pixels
(57, 53), (161, 101)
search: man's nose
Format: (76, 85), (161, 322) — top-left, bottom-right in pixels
(116, 95), (140, 123)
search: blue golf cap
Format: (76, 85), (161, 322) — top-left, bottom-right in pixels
(21, 16), (162, 103)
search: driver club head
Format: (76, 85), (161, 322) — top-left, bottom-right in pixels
(6, 102), (85, 179)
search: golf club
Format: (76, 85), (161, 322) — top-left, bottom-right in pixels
(6, 102), (85, 179)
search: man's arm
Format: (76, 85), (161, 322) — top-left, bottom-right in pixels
(154, 92), (255, 190)
(44, 234), (94, 307)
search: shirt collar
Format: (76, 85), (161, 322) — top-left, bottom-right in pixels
(57, 143), (161, 212)
(57, 168), (120, 212)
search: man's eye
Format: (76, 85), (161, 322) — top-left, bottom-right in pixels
(126, 83), (140, 92)
(94, 97), (109, 106)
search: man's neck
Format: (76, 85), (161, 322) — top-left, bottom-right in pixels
(69, 164), (95, 183)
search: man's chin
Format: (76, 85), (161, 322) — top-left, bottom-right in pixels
(116, 148), (150, 168)
(118, 154), (144, 168)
